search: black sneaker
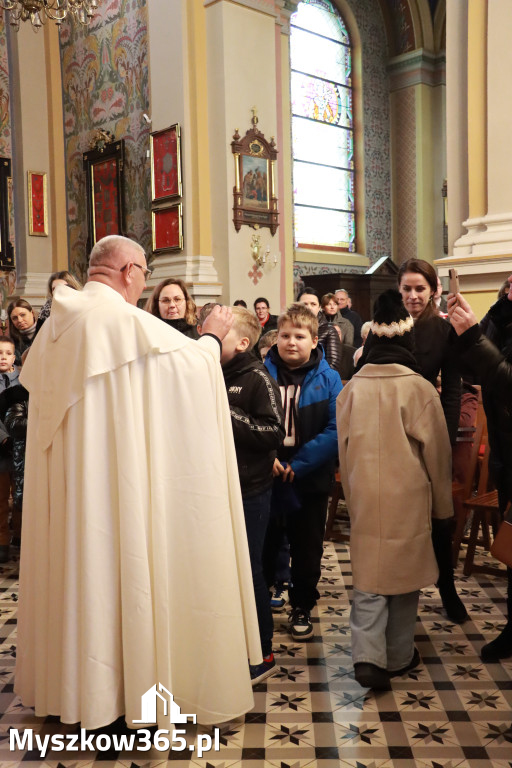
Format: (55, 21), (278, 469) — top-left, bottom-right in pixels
(250, 653), (277, 685)
(481, 623), (512, 662)
(388, 647), (421, 677)
(288, 607), (313, 640)
(354, 662), (391, 690)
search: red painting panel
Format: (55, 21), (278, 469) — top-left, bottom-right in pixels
(92, 158), (120, 241)
(152, 205), (183, 252)
(151, 125), (182, 202)
(29, 173), (47, 236)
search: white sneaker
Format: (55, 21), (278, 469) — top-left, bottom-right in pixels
(270, 586), (288, 612)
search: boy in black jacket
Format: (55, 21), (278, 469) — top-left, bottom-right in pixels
(219, 306), (285, 684)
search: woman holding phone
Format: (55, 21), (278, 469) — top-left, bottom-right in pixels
(448, 279), (512, 661)
(397, 258), (466, 624)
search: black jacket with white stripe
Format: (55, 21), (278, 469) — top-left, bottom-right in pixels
(222, 350), (285, 497)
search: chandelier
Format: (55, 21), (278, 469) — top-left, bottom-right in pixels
(0, 0), (99, 30)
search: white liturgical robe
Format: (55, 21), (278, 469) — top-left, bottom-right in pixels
(15, 282), (261, 729)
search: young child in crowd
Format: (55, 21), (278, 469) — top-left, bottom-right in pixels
(0, 337), (20, 563)
(264, 304), (342, 640)
(337, 290), (454, 690)
(258, 330), (278, 363)
(257, 328), (289, 608)
(220, 306), (285, 684)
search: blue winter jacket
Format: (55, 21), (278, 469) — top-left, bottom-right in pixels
(265, 347), (343, 493)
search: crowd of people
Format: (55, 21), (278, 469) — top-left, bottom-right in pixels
(1, 236), (510, 727)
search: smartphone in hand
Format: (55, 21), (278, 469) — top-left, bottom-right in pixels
(449, 268), (459, 296)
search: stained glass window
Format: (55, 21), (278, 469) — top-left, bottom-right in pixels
(290, 0), (356, 251)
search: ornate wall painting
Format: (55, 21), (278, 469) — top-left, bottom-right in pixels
(231, 115), (279, 235)
(27, 171), (48, 237)
(152, 203), (183, 253)
(150, 124), (182, 202)
(83, 137), (125, 250)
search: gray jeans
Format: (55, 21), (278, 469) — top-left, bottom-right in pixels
(350, 588), (419, 671)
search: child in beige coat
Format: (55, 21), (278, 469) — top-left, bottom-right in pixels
(337, 290), (454, 690)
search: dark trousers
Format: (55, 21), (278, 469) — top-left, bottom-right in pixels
(264, 488), (328, 611)
(243, 488), (274, 657)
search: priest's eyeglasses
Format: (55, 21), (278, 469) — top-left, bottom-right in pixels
(159, 297), (184, 306)
(120, 262), (153, 280)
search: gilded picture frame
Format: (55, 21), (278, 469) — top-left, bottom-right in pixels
(27, 171), (48, 237)
(150, 124), (182, 202)
(231, 121), (279, 235)
(152, 203), (183, 253)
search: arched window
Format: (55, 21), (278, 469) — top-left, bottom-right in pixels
(290, 0), (355, 252)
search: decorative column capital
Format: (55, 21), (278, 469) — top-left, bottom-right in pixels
(388, 48), (446, 92)
(275, 0), (299, 34)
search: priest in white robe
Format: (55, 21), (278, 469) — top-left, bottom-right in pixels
(15, 235), (261, 730)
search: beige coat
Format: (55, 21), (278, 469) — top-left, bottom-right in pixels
(337, 363), (453, 595)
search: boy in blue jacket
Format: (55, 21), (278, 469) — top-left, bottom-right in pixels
(264, 304), (342, 640)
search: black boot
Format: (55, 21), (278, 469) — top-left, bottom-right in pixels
(481, 567), (512, 662)
(432, 518), (469, 624)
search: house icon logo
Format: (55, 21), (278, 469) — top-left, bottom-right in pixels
(133, 683), (197, 726)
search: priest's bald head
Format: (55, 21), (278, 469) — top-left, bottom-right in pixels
(88, 235), (151, 306)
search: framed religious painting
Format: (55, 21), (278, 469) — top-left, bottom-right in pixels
(0, 158), (14, 269)
(27, 171), (48, 237)
(83, 135), (125, 251)
(150, 124), (182, 202)
(152, 203), (183, 253)
(231, 114), (279, 235)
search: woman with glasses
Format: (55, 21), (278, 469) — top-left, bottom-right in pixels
(145, 277), (199, 339)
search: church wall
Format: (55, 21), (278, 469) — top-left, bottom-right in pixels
(60, 0), (150, 281)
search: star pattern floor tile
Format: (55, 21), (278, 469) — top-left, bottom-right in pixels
(0, 516), (510, 767)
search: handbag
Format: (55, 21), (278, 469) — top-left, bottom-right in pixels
(490, 506), (512, 569)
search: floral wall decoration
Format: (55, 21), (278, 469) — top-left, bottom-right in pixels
(60, 0), (150, 280)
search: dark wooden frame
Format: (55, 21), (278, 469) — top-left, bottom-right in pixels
(0, 158), (14, 269)
(83, 139), (124, 251)
(150, 123), (182, 202)
(231, 124), (278, 235)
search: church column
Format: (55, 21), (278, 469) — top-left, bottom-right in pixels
(445, 0), (468, 254)
(44, 21), (68, 272)
(8, 23), (56, 307)
(205, 0), (281, 308)
(146, 0), (221, 305)
(438, 0), (512, 319)
(388, 49), (446, 266)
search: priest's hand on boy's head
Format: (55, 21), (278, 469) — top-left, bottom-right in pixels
(202, 304), (233, 341)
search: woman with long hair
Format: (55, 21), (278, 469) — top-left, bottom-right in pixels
(145, 277), (199, 339)
(7, 300), (37, 364)
(397, 258), (465, 624)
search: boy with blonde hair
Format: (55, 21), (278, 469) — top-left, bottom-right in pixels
(221, 305), (285, 684)
(264, 304), (342, 640)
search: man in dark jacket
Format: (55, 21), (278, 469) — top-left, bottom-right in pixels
(448, 281), (512, 662)
(335, 289), (364, 347)
(254, 297), (278, 333)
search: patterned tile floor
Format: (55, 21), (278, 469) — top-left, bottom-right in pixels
(0, 518), (511, 768)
